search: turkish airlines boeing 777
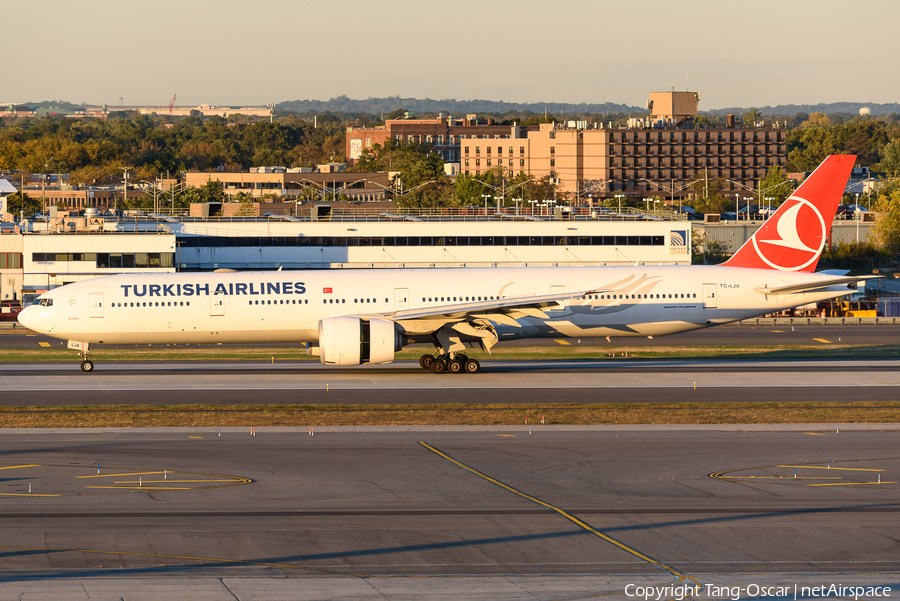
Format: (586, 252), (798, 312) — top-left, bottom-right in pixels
(19, 155), (870, 374)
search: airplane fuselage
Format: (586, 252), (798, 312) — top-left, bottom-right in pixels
(21, 265), (852, 346)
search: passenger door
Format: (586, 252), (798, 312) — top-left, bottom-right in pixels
(702, 284), (717, 309)
(394, 288), (409, 311)
(210, 295), (225, 316)
(89, 293), (104, 318)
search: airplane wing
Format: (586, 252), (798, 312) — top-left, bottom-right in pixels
(361, 289), (613, 321)
(359, 289), (612, 351)
(755, 275), (880, 295)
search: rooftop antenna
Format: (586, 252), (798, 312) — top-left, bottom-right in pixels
(686, 73), (689, 91)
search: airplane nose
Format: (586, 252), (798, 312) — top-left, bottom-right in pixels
(16, 305), (32, 329)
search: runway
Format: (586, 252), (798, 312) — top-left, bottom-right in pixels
(0, 427), (898, 599)
(1, 359), (899, 406)
(2, 324), (898, 349)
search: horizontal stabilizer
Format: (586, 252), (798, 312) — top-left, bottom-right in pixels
(755, 275), (880, 295)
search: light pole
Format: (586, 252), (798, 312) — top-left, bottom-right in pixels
(120, 167), (132, 212)
(472, 176), (534, 213)
(513, 197), (522, 215)
(643, 197), (652, 212)
(614, 194), (625, 214)
(726, 178), (793, 220)
(640, 177), (705, 209)
(481, 193), (491, 213)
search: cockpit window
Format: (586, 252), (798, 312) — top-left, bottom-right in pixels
(33, 298), (53, 307)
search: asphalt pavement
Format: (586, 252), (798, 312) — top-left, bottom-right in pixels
(0, 427), (898, 598)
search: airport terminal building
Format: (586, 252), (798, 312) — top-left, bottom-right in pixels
(1, 212), (696, 304)
(0, 207), (880, 306)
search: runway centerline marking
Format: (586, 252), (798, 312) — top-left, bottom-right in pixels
(418, 441), (691, 581)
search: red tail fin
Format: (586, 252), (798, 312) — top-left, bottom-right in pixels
(723, 155), (856, 272)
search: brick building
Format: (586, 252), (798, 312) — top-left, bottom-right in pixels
(345, 114), (514, 166)
(460, 92), (787, 203)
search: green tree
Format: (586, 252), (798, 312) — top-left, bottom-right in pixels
(691, 175), (733, 215)
(757, 165), (794, 207)
(232, 192), (256, 216)
(876, 138), (900, 175)
(742, 109), (761, 127)
(691, 231), (730, 264)
(873, 187), (900, 254)
(4, 192), (40, 216)
(197, 179), (226, 204)
(385, 108), (407, 120)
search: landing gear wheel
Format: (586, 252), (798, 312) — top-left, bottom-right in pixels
(80, 360), (94, 373)
(430, 358), (447, 374)
(419, 354), (434, 370)
(464, 358), (481, 374)
(448, 358), (465, 374)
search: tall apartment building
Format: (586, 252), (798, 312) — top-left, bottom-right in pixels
(462, 92), (786, 202)
(345, 114), (513, 166)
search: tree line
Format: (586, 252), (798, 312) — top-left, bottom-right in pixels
(0, 113), (345, 185)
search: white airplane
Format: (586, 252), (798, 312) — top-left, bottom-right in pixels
(19, 155), (871, 374)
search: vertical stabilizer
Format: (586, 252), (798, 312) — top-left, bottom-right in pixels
(723, 155), (856, 272)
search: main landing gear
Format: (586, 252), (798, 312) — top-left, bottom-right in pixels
(418, 353), (481, 374)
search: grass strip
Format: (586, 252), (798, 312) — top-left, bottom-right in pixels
(4, 344), (900, 363)
(2, 402), (900, 428)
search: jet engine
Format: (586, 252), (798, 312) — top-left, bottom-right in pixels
(318, 317), (404, 366)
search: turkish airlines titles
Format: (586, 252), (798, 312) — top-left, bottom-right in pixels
(119, 281), (308, 298)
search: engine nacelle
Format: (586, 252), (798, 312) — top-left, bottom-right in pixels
(318, 316), (403, 366)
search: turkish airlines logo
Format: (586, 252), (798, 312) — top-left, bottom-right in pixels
(751, 195), (826, 271)
(323, 287), (333, 294)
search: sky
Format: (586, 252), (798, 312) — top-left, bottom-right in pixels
(5, 0), (898, 110)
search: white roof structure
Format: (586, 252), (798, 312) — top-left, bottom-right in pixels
(0, 180), (17, 195)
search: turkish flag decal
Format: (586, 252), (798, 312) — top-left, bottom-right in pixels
(323, 287), (333, 293)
